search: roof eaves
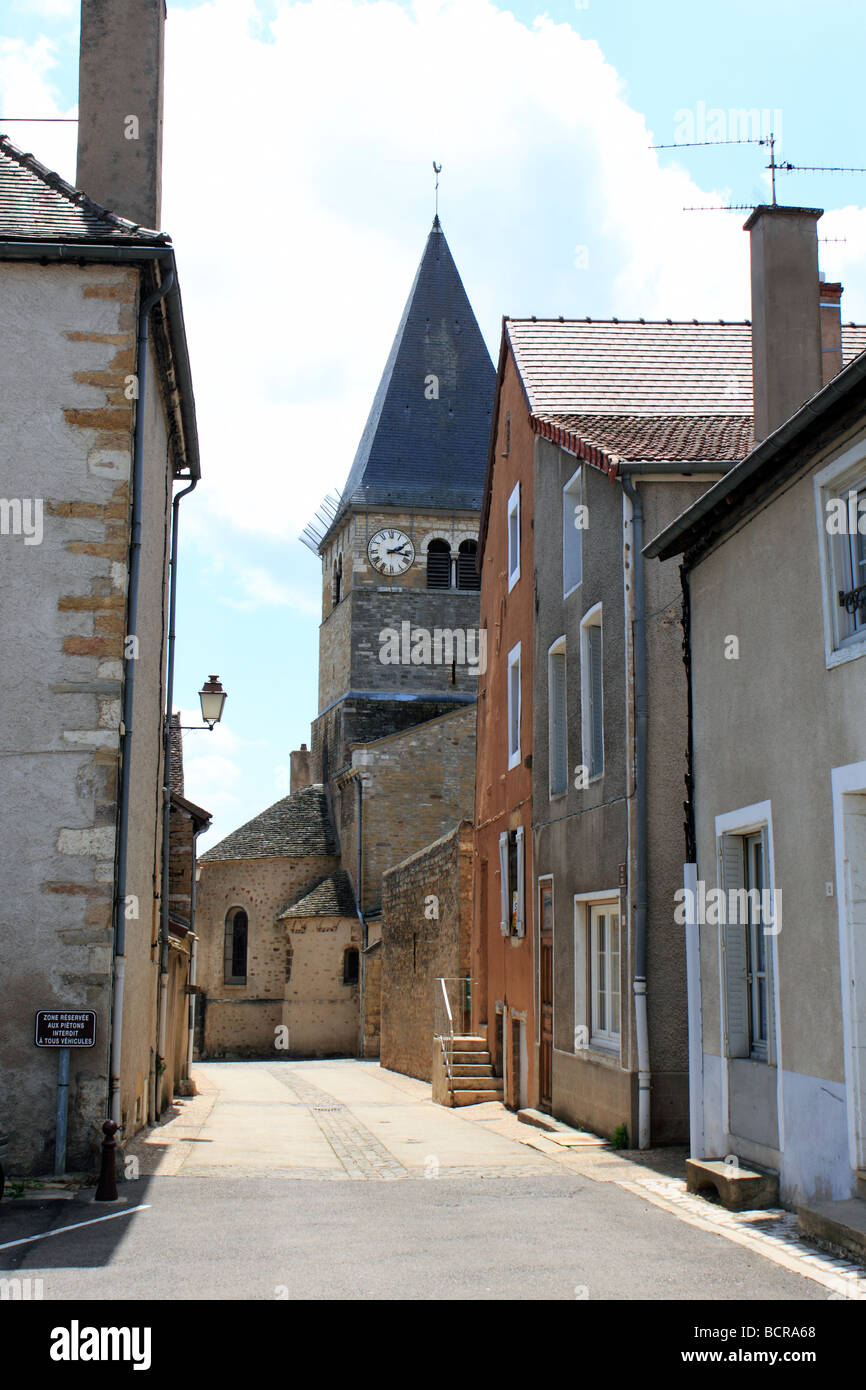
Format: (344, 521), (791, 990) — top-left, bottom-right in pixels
(530, 415), (620, 479)
(645, 348), (866, 562)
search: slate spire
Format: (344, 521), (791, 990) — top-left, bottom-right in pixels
(337, 219), (495, 516)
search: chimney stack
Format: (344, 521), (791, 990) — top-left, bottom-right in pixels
(76, 0), (166, 228)
(745, 205), (824, 442)
(819, 276), (844, 385)
(290, 744), (312, 794)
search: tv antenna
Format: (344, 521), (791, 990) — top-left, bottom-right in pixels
(652, 132), (866, 212)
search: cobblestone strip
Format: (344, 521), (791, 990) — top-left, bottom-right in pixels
(619, 1176), (866, 1300)
(268, 1067), (408, 1182)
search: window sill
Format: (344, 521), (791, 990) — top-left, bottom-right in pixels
(507, 752), (522, 770)
(507, 570), (520, 593)
(827, 638), (866, 669)
(563, 580), (582, 600)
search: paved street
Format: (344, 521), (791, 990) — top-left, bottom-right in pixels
(1, 1060), (864, 1300)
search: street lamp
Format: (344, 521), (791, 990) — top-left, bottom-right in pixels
(178, 675), (228, 732)
(198, 674), (227, 730)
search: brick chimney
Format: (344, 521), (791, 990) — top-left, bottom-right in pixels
(290, 744), (312, 794)
(76, 0), (166, 228)
(820, 276), (844, 385)
(745, 205), (824, 441)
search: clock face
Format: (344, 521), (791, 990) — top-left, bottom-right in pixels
(367, 528), (415, 576)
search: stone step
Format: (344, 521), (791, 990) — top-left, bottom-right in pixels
(856, 1169), (866, 1202)
(451, 1073), (502, 1090)
(798, 1197), (866, 1262)
(453, 1064), (495, 1077)
(452, 1089), (505, 1106)
(450, 1036), (488, 1052)
(686, 1157), (779, 1212)
(451, 1051), (493, 1065)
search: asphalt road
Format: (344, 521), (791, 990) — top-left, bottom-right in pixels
(0, 1061), (838, 1301)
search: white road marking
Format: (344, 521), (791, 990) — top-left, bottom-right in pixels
(0, 1203), (151, 1253)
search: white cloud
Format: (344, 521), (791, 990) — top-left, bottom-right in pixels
(219, 565), (321, 615)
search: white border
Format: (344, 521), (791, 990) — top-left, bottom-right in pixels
(563, 466), (583, 598)
(813, 440), (866, 669)
(831, 758), (866, 1171)
(573, 889), (621, 1061)
(507, 640), (522, 770)
(580, 603), (604, 784)
(507, 481), (521, 592)
(547, 635), (567, 799)
(712, 800), (783, 1153)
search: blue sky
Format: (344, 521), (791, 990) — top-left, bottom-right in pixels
(4, 0), (866, 848)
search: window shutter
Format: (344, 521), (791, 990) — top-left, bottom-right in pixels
(760, 828), (777, 1066)
(515, 826), (526, 937)
(719, 834), (749, 1059)
(550, 651), (567, 795)
(499, 831), (510, 936)
(588, 625), (603, 776)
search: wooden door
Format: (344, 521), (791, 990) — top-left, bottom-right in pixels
(539, 879), (554, 1111)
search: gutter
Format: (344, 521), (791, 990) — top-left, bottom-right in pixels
(155, 471), (199, 1110)
(108, 266), (175, 1127)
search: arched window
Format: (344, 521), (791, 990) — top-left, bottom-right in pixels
(224, 908), (248, 984)
(426, 539), (451, 589)
(343, 947), (360, 985)
(456, 538), (480, 590)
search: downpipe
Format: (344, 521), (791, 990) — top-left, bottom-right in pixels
(155, 467), (198, 1110)
(620, 471), (651, 1149)
(108, 267), (175, 1128)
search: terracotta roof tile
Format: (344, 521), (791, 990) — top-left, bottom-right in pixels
(507, 318), (866, 418)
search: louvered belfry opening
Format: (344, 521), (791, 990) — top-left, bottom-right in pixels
(457, 539), (480, 590)
(427, 538), (452, 588)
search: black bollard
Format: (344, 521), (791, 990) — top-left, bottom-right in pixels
(94, 1120), (119, 1202)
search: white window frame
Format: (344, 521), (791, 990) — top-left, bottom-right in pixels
(507, 481), (521, 592)
(713, 800), (783, 1148)
(562, 466), (583, 597)
(579, 603), (604, 782)
(572, 890), (621, 1058)
(814, 442), (866, 667)
(589, 902), (621, 1049)
(507, 641), (522, 769)
(548, 636), (568, 799)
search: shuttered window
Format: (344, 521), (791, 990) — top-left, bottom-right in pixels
(548, 643), (568, 797)
(426, 539), (451, 588)
(507, 483), (520, 590)
(507, 643), (521, 768)
(580, 610), (604, 781)
(562, 468), (583, 596)
(457, 539), (481, 590)
(720, 828), (775, 1063)
(499, 831), (510, 936)
(515, 826), (526, 937)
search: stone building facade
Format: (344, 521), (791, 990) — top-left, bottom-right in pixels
(195, 785), (360, 1059)
(0, 0), (203, 1172)
(380, 822), (473, 1082)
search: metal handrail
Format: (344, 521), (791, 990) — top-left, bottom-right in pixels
(438, 977), (455, 1101)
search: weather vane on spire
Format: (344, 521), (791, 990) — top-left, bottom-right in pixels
(433, 161), (442, 220)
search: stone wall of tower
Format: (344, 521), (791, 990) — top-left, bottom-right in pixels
(317, 506), (482, 714)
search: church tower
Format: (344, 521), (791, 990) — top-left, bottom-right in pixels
(309, 218), (496, 784)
